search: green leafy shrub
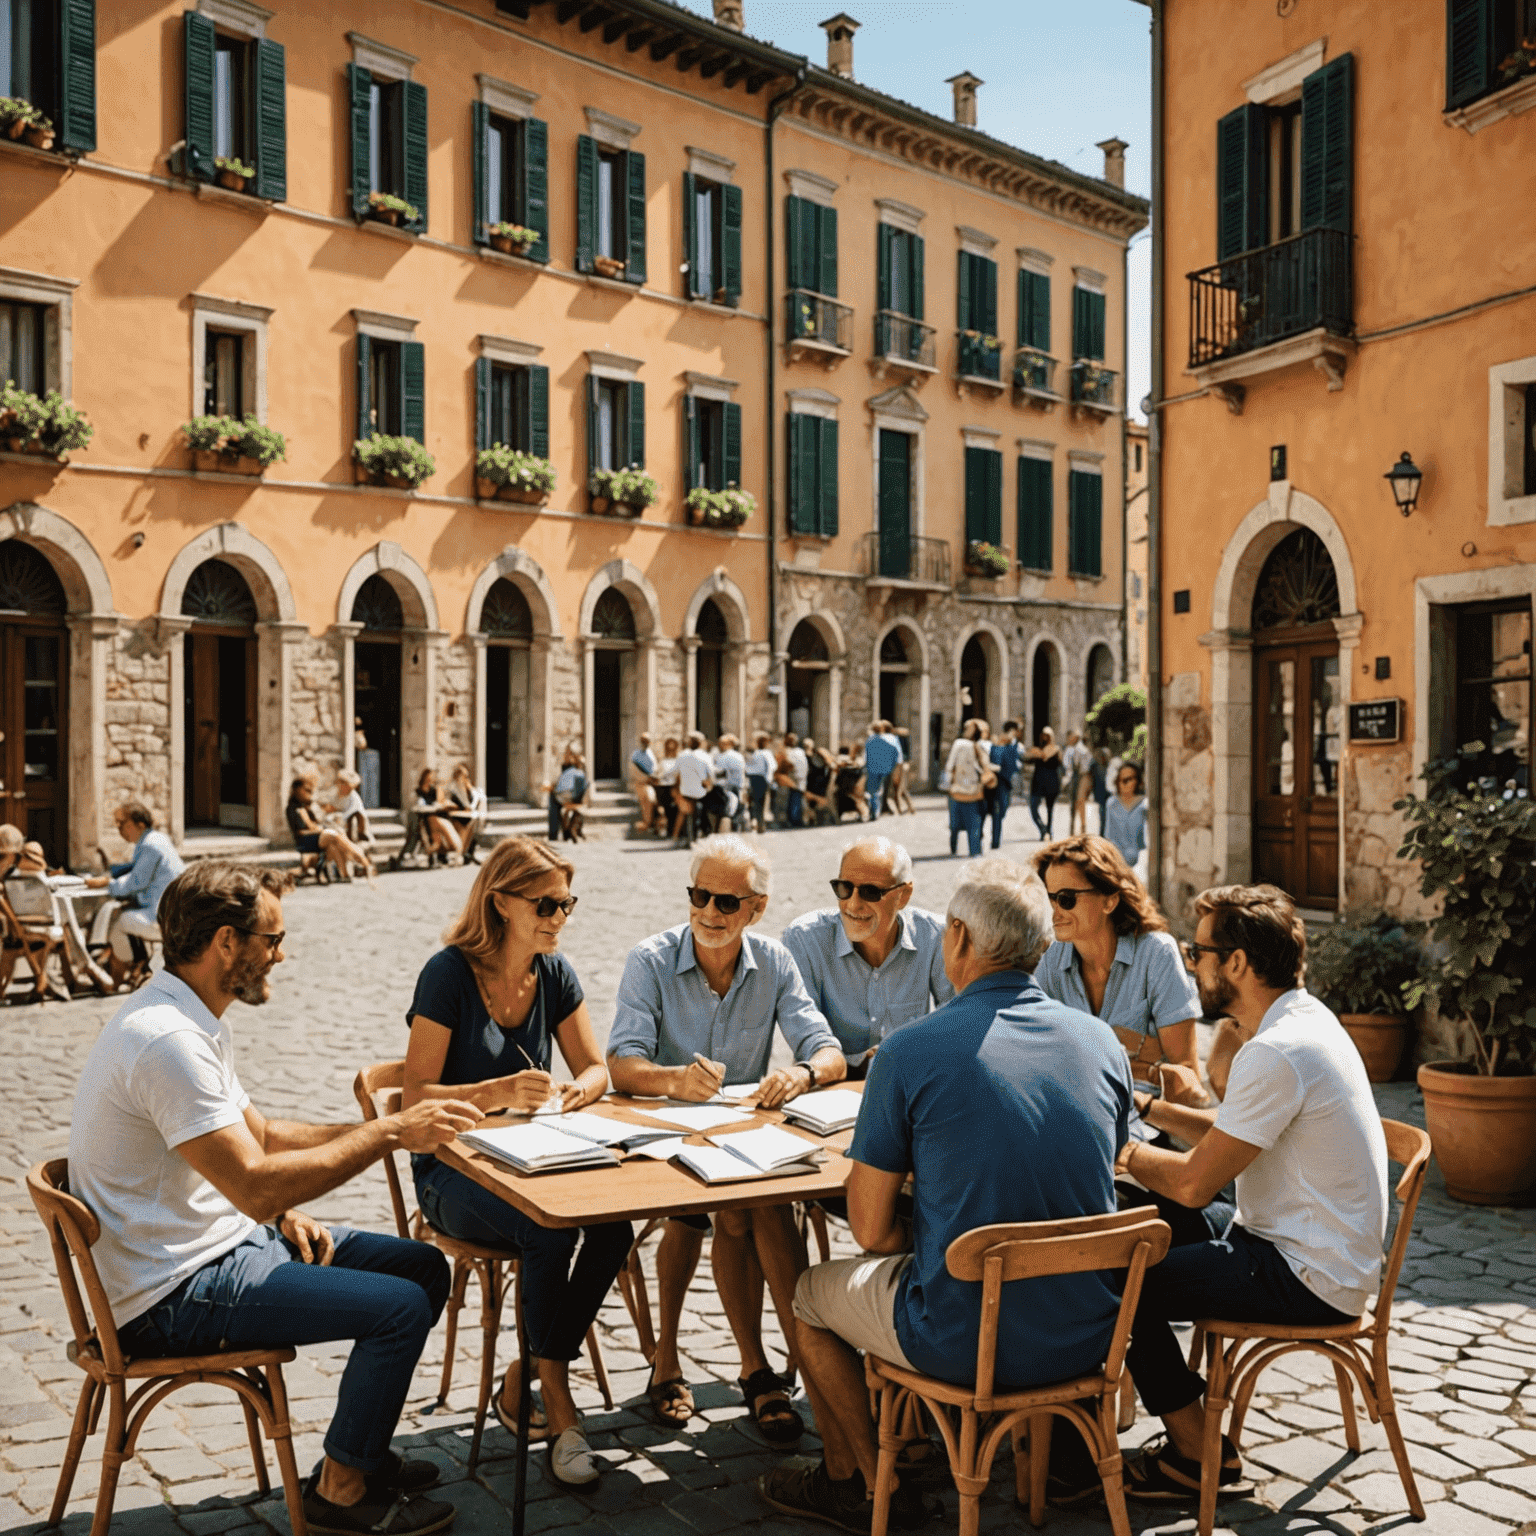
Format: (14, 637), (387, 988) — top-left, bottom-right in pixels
(487, 221), (539, 246)
(1, 382), (92, 457)
(1306, 913), (1426, 1017)
(214, 155), (255, 178)
(0, 97), (41, 131)
(181, 414), (286, 466)
(965, 539), (1010, 576)
(1086, 682), (1147, 758)
(476, 445), (555, 493)
(366, 191), (420, 223)
(354, 433), (435, 488)
(589, 465), (658, 508)
(685, 485), (754, 528)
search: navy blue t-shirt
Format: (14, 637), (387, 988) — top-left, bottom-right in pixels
(849, 970), (1132, 1390)
(405, 946), (583, 1169)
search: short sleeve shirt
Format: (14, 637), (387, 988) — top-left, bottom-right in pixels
(863, 734), (901, 778)
(850, 973), (1132, 1390)
(1034, 930), (1198, 1048)
(631, 748), (657, 776)
(747, 749), (776, 780)
(717, 749), (746, 792)
(676, 750), (713, 799)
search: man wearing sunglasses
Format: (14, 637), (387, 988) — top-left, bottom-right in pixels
(69, 860), (485, 1536)
(782, 836), (952, 1080)
(607, 835), (844, 1448)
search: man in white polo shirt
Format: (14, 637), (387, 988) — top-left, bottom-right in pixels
(1108, 882), (1387, 1504)
(674, 731), (715, 846)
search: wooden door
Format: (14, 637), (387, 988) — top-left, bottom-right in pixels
(0, 622), (69, 861)
(1253, 637), (1339, 908)
(186, 631), (222, 826)
(877, 430), (911, 577)
(593, 648), (623, 779)
(486, 645), (511, 800)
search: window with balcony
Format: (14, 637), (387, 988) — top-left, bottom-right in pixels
(1014, 265), (1057, 400)
(472, 101), (548, 262)
(875, 223), (932, 369)
(956, 250), (1000, 383)
(1446, 0), (1536, 119)
(183, 10), (284, 198)
(347, 49), (426, 231)
(356, 334), (424, 441)
(785, 194), (850, 356)
(2, 0), (93, 151)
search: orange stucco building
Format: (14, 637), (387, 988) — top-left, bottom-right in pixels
(1, 0), (1142, 863)
(1143, 0), (1536, 921)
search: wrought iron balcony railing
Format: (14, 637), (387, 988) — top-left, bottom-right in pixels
(861, 531), (951, 586)
(786, 289), (853, 353)
(1013, 348), (1058, 395)
(956, 330), (1003, 382)
(1187, 226), (1353, 369)
(873, 310), (936, 369)
(1069, 359), (1119, 410)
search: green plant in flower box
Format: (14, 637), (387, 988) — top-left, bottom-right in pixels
(354, 432), (435, 487)
(965, 539), (1009, 577)
(477, 445), (555, 492)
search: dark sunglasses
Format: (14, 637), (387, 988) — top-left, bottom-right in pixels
(688, 886), (752, 915)
(1183, 941), (1234, 965)
(506, 893), (578, 918)
(830, 879), (908, 903)
(234, 927), (285, 954)
(1046, 888), (1099, 910)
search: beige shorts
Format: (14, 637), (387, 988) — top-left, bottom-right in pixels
(792, 1254), (915, 1369)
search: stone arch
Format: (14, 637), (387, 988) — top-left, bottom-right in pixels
(1212, 486), (1358, 633)
(683, 569), (751, 644)
(337, 541), (439, 631)
(781, 604), (847, 662)
(1023, 628), (1067, 744)
(465, 545), (560, 638)
(871, 616), (931, 781)
(783, 609), (847, 749)
(1084, 636), (1120, 711)
(578, 559), (662, 639)
(0, 502), (117, 864)
(683, 571), (752, 742)
(954, 620), (1011, 733)
(160, 521), (295, 624)
(578, 561), (662, 776)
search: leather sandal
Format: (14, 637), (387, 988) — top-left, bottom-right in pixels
(1124, 1434), (1251, 1503)
(645, 1367), (695, 1427)
(739, 1366), (803, 1446)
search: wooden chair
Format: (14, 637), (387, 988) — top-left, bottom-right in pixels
(1186, 1118), (1432, 1536)
(0, 878), (68, 1001)
(353, 1061), (619, 1474)
(865, 1207), (1171, 1536)
(26, 1160), (307, 1536)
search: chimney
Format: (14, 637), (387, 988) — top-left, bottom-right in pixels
(819, 13), (860, 79)
(946, 71), (982, 128)
(1096, 137), (1128, 188)
(713, 0), (743, 32)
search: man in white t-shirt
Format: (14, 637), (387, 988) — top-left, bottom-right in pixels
(68, 861), (483, 1536)
(1100, 882), (1387, 1505)
(674, 731), (714, 846)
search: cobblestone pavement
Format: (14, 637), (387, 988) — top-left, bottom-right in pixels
(2, 798), (1534, 1536)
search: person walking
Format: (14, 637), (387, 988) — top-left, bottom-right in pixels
(943, 720), (991, 858)
(674, 732), (714, 846)
(1105, 760), (1149, 873)
(1025, 726), (1063, 840)
(989, 720), (1023, 850)
(782, 733), (809, 829)
(861, 722), (901, 823)
(1091, 745), (1112, 834)
(1064, 730), (1094, 836)
(746, 733), (775, 834)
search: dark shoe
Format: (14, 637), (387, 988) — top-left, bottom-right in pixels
(312, 1453), (440, 1497)
(758, 1462), (935, 1533)
(739, 1366), (803, 1446)
(1124, 1434), (1252, 1504)
(302, 1485), (456, 1535)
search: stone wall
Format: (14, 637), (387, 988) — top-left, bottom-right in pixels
(290, 634), (343, 784)
(549, 642), (583, 760)
(105, 624), (173, 830)
(434, 638), (475, 772)
(1159, 669), (1215, 927)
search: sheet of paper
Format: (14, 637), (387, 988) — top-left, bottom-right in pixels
(710, 1124), (823, 1173)
(641, 1105), (756, 1132)
(716, 1082), (761, 1101)
(783, 1088), (863, 1130)
(628, 1137), (688, 1160)
(673, 1145), (816, 1184)
(543, 1112), (633, 1146)
(460, 1123), (613, 1167)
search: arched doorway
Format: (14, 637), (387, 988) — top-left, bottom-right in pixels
(960, 636), (989, 725)
(352, 574), (404, 809)
(591, 587), (636, 779)
(1087, 644), (1115, 709)
(695, 599), (728, 742)
(482, 579), (532, 802)
(181, 559), (258, 830)
(787, 620), (831, 744)
(878, 628), (916, 734)
(1031, 642), (1058, 744)
(1251, 527), (1340, 908)
(0, 542), (69, 858)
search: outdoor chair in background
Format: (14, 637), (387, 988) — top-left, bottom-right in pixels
(1185, 1119), (1432, 1536)
(865, 1207), (1171, 1536)
(0, 877), (69, 1001)
(26, 1160), (308, 1536)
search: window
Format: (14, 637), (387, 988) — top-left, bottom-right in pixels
(1266, 100), (1303, 241)
(878, 225), (924, 319)
(1135, 441), (1143, 472)
(369, 342), (399, 434)
(203, 328), (244, 416)
(1446, 0), (1536, 111)
(2, 0), (92, 150)
(963, 446), (1003, 547)
(474, 358), (549, 455)
(1072, 286), (1106, 361)
(957, 251), (998, 336)
(1017, 455), (1052, 571)
(213, 32), (248, 161)
(685, 396), (741, 491)
(369, 81), (398, 193)
(347, 62), (426, 229)
(355, 334), (424, 442)
(574, 135), (645, 282)
(786, 413), (838, 537)
(596, 148), (625, 259)
(785, 195), (837, 296)
(683, 173), (741, 303)
(183, 11), (284, 198)
(471, 104), (547, 261)
(1454, 599), (1532, 789)
(586, 375), (644, 472)
(1017, 268), (1049, 351)
(1068, 469), (1103, 578)
(0, 299), (46, 395)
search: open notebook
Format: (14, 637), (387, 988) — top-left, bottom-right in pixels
(458, 1122), (618, 1173)
(673, 1124), (823, 1185)
(782, 1088), (863, 1136)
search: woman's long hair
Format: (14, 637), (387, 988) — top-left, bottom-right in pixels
(442, 836), (575, 962)
(1032, 834), (1167, 937)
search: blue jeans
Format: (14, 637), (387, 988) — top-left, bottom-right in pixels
(948, 796), (983, 856)
(547, 792), (562, 841)
(116, 1225), (449, 1473)
(748, 774), (769, 828)
(415, 1161), (633, 1362)
(865, 772), (887, 821)
(788, 788), (804, 828)
(989, 784), (1011, 848)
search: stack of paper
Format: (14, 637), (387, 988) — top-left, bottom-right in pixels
(714, 1082), (762, 1102)
(674, 1124), (822, 1185)
(639, 1105), (756, 1133)
(546, 1112), (682, 1152)
(459, 1123), (618, 1173)
(782, 1089), (863, 1136)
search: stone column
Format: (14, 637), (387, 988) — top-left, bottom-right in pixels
(530, 632), (555, 803)
(1199, 627), (1252, 887)
(154, 615), (195, 846)
(329, 622), (365, 774)
(639, 636), (662, 740)
(65, 612), (119, 866)
(681, 635), (701, 735)
(580, 638), (595, 760)
(772, 651), (788, 733)
(257, 619), (310, 845)
(726, 641), (749, 743)
(468, 631), (489, 791)
(829, 661), (844, 751)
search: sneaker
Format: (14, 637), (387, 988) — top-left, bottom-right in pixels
(310, 1453), (440, 1498)
(758, 1461), (936, 1534)
(547, 1427), (600, 1488)
(302, 1485), (456, 1535)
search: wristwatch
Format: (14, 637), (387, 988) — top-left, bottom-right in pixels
(800, 1061), (818, 1089)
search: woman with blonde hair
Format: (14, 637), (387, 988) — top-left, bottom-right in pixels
(403, 837), (632, 1489)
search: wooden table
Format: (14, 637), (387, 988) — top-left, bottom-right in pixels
(434, 1086), (862, 1535)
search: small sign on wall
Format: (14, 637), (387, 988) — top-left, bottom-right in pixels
(1347, 698), (1402, 744)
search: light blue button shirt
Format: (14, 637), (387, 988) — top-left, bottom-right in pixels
(1033, 929), (1198, 1047)
(607, 924), (839, 1080)
(1103, 795), (1148, 866)
(781, 906), (954, 1064)
(106, 830), (186, 918)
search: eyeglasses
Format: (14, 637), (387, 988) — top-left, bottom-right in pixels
(830, 879), (909, 903)
(1046, 888), (1100, 910)
(1183, 941), (1235, 965)
(688, 886), (754, 915)
(234, 927), (285, 955)
(506, 893), (579, 918)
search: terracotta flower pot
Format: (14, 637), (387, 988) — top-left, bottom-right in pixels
(217, 169), (247, 191)
(687, 504), (706, 525)
(370, 207), (402, 227)
(353, 462), (373, 484)
(1417, 1060), (1536, 1205)
(593, 255), (625, 278)
(497, 484), (546, 504)
(1338, 1013), (1407, 1083)
(476, 476), (499, 500)
(5, 119), (26, 141)
(590, 494), (610, 513)
(24, 126), (53, 150)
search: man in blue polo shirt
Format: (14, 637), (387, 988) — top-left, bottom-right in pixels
(760, 857), (1131, 1530)
(861, 722), (902, 822)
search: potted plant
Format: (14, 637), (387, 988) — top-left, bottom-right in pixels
(365, 191), (419, 229)
(1, 381), (92, 460)
(1497, 36), (1536, 85)
(588, 465), (657, 516)
(487, 221), (539, 257)
(353, 432), (435, 490)
(0, 97), (36, 141)
(1305, 914), (1424, 1082)
(475, 445), (556, 504)
(684, 485), (754, 529)
(214, 155), (255, 192)
(1397, 751), (1536, 1204)
(183, 414), (286, 475)
(593, 254), (626, 279)
(964, 539), (1010, 578)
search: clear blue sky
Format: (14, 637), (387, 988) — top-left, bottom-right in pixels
(676, 0), (1153, 419)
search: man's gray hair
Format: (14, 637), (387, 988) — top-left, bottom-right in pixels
(839, 836), (913, 885)
(689, 833), (772, 897)
(946, 858), (1053, 972)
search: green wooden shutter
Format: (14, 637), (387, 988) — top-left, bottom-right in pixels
(522, 117), (548, 262)
(626, 380), (645, 468)
(471, 101), (489, 243)
(1446, 0), (1493, 108)
(785, 195), (809, 290)
(1300, 53), (1354, 235)
(818, 417), (839, 536)
(624, 150), (646, 283)
(722, 183), (743, 301)
(786, 413), (805, 532)
(575, 135), (598, 272)
(980, 257), (998, 337)
(1216, 102), (1267, 260)
(723, 401), (742, 489)
(356, 333), (372, 441)
(58, 0), (96, 152)
(402, 81), (428, 232)
(526, 366), (548, 459)
(1018, 270), (1049, 350)
(911, 234), (925, 319)
(964, 447), (984, 544)
(253, 39), (286, 201)
(789, 414), (819, 534)
(876, 223), (892, 311)
(1072, 288), (1107, 360)
(1069, 471), (1103, 577)
(474, 357), (492, 451)
(682, 171), (699, 296)
(400, 341), (425, 444)
(985, 450), (1002, 545)
(818, 204), (838, 298)
(183, 11), (216, 182)
(1017, 456), (1052, 571)
(347, 64), (371, 218)
(957, 249), (972, 330)
(585, 376), (599, 474)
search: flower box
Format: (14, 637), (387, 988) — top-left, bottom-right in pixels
(490, 234), (536, 257)
(217, 169), (247, 192)
(589, 494), (644, 518)
(593, 255), (626, 279)
(354, 463), (417, 489)
(476, 477), (547, 505)
(369, 207), (401, 227)
(193, 449), (265, 476)
(24, 125), (53, 150)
